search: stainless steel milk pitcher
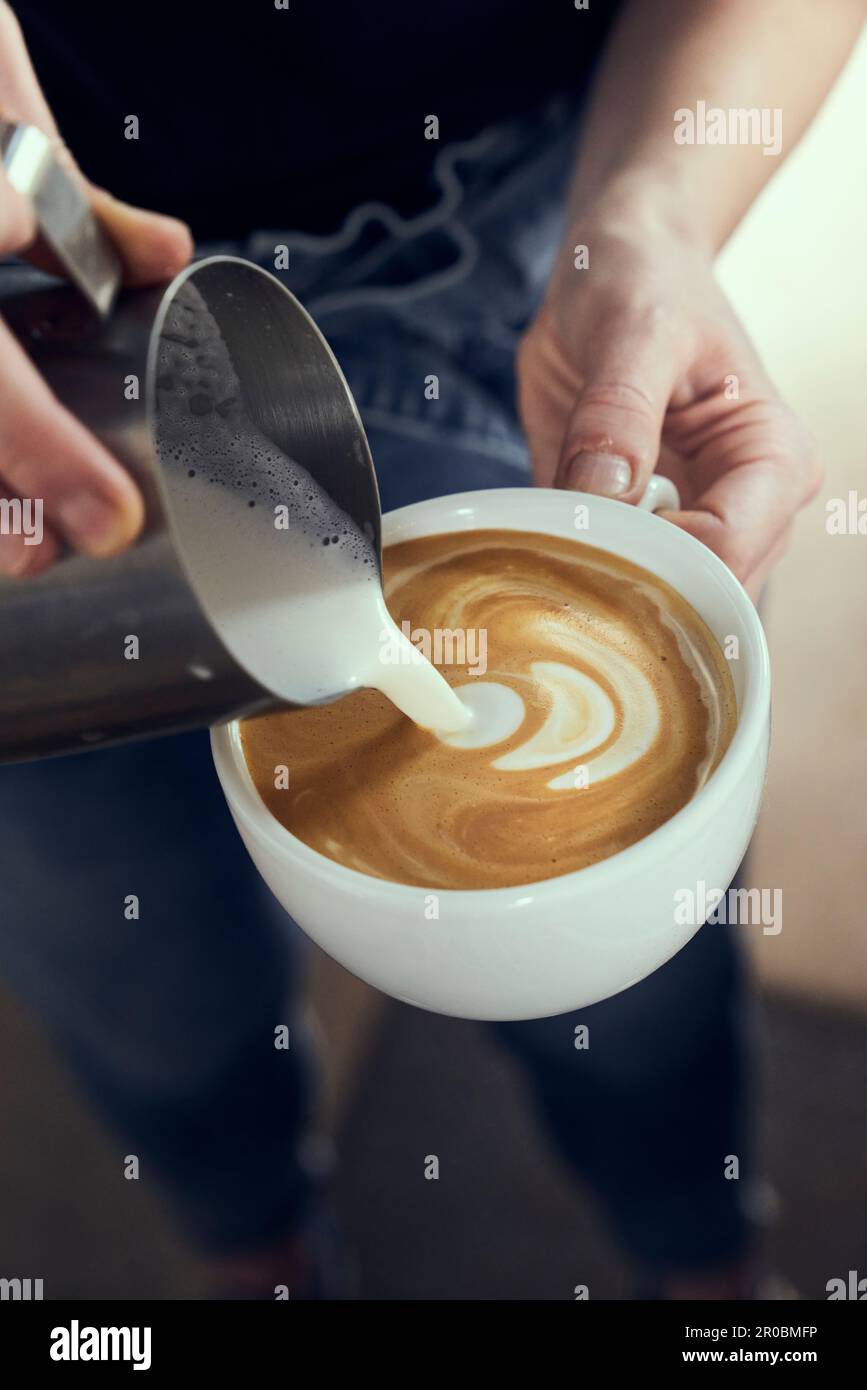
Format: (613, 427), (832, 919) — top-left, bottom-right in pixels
(0, 119), (381, 763)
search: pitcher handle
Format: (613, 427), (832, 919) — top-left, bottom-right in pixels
(0, 119), (122, 318)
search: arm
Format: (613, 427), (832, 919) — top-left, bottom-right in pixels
(521, 0), (866, 593)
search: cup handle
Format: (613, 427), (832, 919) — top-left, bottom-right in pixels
(637, 474), (680, 513)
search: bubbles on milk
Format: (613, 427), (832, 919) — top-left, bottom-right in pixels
(153, 281), (468, 733)
(156, 292), (375, 567)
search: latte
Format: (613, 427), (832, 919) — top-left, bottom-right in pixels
(241, 529), (737, 889)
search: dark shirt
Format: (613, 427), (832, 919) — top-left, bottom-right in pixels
(13, 1), (618, 238)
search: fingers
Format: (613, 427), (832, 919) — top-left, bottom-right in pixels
(0, 1), (59, 137)
(744, 524), (794, 603)
(22, 184), (194, 288)
(0, 0), (54, 255)
(77, 186), (193, 287)
(553, 305), (687, 500)
(517, 313), (581, 487)
(662, 402), (821, 584)
(0, 494), (61, 577)
(0, 2), (192, 282)
(0, 317), (144, 560)
(0, 1), (186, 578)
(0, 158), (36, 252)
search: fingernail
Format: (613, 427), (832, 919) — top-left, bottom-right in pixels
(564, 452), (632, 496)
(57, 494), (128, 556)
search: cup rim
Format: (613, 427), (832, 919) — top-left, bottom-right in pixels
(211, 487), (770, 905)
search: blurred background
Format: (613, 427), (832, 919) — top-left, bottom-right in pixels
(1, 26), (865, 1301)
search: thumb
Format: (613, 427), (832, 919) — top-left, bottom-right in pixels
(554, 319), (681, 501)
(23, 181), (193, 290)
(0, 2), (192, 286)
(86, 185), (193, 287)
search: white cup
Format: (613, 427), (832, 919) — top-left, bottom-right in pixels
(212, 486), (770, 1021)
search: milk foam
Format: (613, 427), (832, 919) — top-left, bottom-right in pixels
(439, 682), (526, 750)
(154, 282), (469, 734)
(241, 530), (739, 891)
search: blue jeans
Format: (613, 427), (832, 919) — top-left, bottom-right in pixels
(0, 99), (751, 1273)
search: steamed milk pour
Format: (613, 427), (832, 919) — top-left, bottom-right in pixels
(0, 230), (472, 758)
(0, 115), (478, 757)
(155, 281), (472, 737)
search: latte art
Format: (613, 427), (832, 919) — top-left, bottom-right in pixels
(241, 529), (737, 889)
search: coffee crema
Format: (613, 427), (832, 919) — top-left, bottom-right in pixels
(241, 529), (737, 889)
